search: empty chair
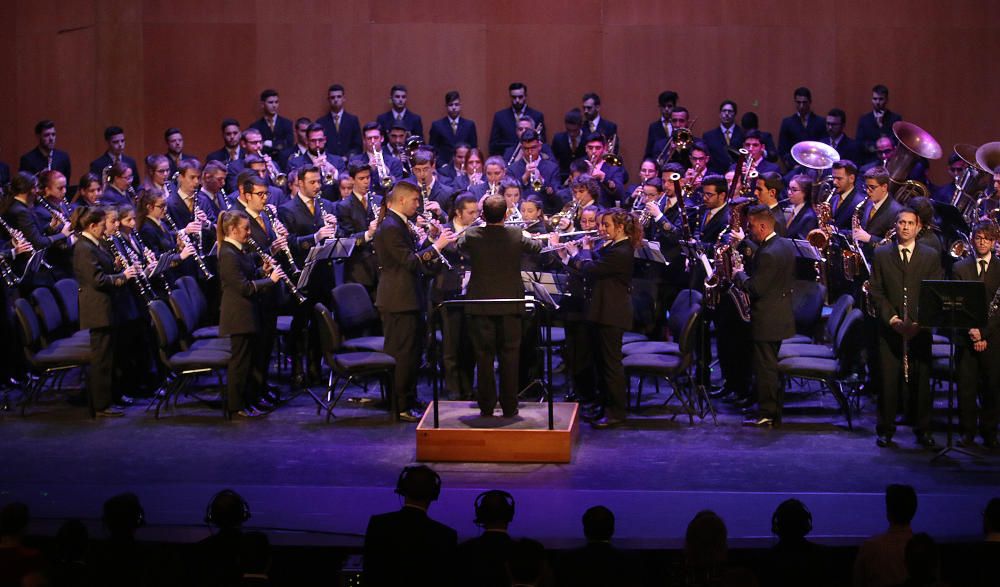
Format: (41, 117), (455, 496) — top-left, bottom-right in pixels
(167, 290), (229, 352)
(52, 278), (82, 329)
(789, 280), (827, 340)
(30, 288), (91, 348)
(176, 276), (220, 339)
(783, 293), (853, 346)
(622, 295), (702, 356)
(778, 294), (855, 360)
(330, 283), (384, 352)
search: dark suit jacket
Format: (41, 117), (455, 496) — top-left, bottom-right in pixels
(551, 131), (587, 177)
(73, 235), (128, 329)
(458, 224), (542, 315)
(335, 193), (380, 288)
(250, 115), (294, 156)
(869, 242), (943, 327)
(588, 117), (619, 145)
(860, 197), (902, 258)
(728, 158), (781, 177)
(0, 161), (10, 188)
(856, 110), (903, 164)
(769, 204), (788, 237)
(456, 531), (513, 587)
(645, 118), (670, 161)
(489, 106), (546, 155)
(703, 125), (746, 174)
(286, 151), (347, 200)
(823, 134), (863, 167)
(785, 205), (819, 240)
(734, 234), (796, 341)
(89, 153), (140, 188)
(952, 255), (1000, 343)
(362, 506), (458, 587)
(830, 187), (864, 231)
(506, 158), (561, 197)
(3, 199), (69, 251)
(376, 109), (424, 141)
(373, 210), (440, 312)
(100, 185), (133, 207)
(429, 116), (477, 165)
(218, 240), (273, 336)
(315, 110), (364, 158)
(778, 113), (827, 167)
(165, 191), (216, 243)
(276, 195), (333, 266)
(569, 239), (634, 329)
(557, 541), (640, 587)
(699, 205), (731, 247)
(206, 145), (243, 165)
(19, 147), (71, 179)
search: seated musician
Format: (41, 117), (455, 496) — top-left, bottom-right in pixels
(555, 175), (600, 233)
(470, 156), (506, 199)
(784, 174), (819, 240)
(754, 172), (787, 237)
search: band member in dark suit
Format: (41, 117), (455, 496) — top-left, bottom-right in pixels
(363, 465), (457, 587)
(644, 167), (692, 316)
(777, 87), (827, 169)
(137, 188), (180, 259)
(785, 175), (819, 240)
(436, 143), (470, 186)
(376, 84), (424, 141)
(933, 153), (967, 205)
(287, 123), (348, 201)
(829, 160), (863, 230)
(163, 127), (189, 177)
(98, 162), (133, 207)
(859, 136), (930, 188)
(18, 120), (71, 179)
(822, 109), (863, 165)
(279, 117), (311, 171)
(89, 126), (140, 189)
(217, 210), (282, 418)
(374, 181), (455, 421)
(870, 207), (944, 448)
(556, 208), (638, 428)
(733, 206), (796, 426)
(740, 111), (779, 163)
(650, 107), (697, 168)
(856, 85), (903, 165)
(697, 175), (731, 248)
(205, 119), (244, 165)
(316, 84), (363, 158)
(470, 156), (507, 200)
(507, 129), (560, 207)
(584, 133), (626, 208)
(223, 129), (268, 194)
(409, 149), (450, 221)
(488, 82), (546, 155)
(199, 160), (231, 217)
(703, 100), (745, 175)
(278, 166), (338, 385)
(625, 159), (661, 208)
(429, 90), (477, 166)
(644, 90), (678, 161)
(0, 159), (9, 189)
(70, 206), (138, 417)
(362, 122), (404, 194)
(754, 172), (788, 237)
(581, 93), (618, 147)
(500, 116), (556, 165)
(458, 194), (541, 417)
(165, 159), (215, 273)
(552, 109), (587, 182)
(952, 222), (1000, 448)
(1, 173), (72, 288)
(335, 158), (380, 297)
(434, 193), (478, 400)
(553, 175), (601, 233)
(34, 170), (74, 280)
(71, 173), (103, 210)
(249, 89), (294, 159)
(853, 168), (902, 260)
(729, 131), (782, 177)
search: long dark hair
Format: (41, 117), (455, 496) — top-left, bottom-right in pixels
(135, 187), (166, 228)
(601, 207), (642, 249)
(69, 205), (107, 233)
(217, 209), (249, 247)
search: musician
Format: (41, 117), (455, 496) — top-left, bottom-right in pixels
(34, 170), (74, 279)
(375, 181), (455, 421)
(644, 90), (679, 161)
(581, 93), (618, 146)
(932, 153), (967, 205)
(683, 142), (711, 201)
(437, 143), (470, 186)
(375, 85), (423, 141)
(753, 172), (787, 237)
(740, 112), (778, 163)
(199, 160), (231, 217)
(784, 175), (819, 240)
(70, 206), (138, 417)
(697, 175), (732, 247)
(362, 122), (404, 193)
(952, 222), (1000, 449)
(71, 173), (103, 210)
(278, 165), (338, 385)
(1, 172), (72, 286)
(777, 87), (826, 169)
(584, 133), (625, 208)
(625, 159), (660, 207)
(166, 159), (215, 264)
(0, 154), (8, 189)
(316, 84), (364, 158)
(434, 193), (478, 400)
(822, 109), (863, 165)
(88, 126), (138, 190)
(205, 119), (244, 165)
(853, 167), (902, 259)
(18, 120), (71, 179)
(703, 100), (745, 174)
(859, 136), (929, 186)
(729, 131), (781, 177)
(280, 117), (312, 172)
(870, 207), (943, 448)
(500, 178), (522, 219)
(651, 106), (696, 166)
(501, 116), (556, 164)
(429, 91), (477, 166)
(249, 89), (294, 159)
(462, 148), (485, 192)
(641, 175), (688, 334)
(141, 154), (171, 193)
(217, 210), (283, 418)
(470, 156), (506, 199)
(99, 207), (145, 404)
(116, 202), (179, 301)
(908, 197), (944, 258)
(829, 160), (863, 230)
(556, 208), (638, 428)
(519, 196), (547, 236)
(223, 129), (267, 194)
(288, 123), (347, 200)
(386, 123), (410, 164)
(156, 128), (184, 178)
(733, 205), (797, 427)
(337, 174), (353, 200)
(856, 85), (903, 166)
(507, 129), (560, 208)
(552, 109), (587, 183)
(489, 82), (546, 155)
(335, 158), (381, 297)
(555, 175), (601, 232)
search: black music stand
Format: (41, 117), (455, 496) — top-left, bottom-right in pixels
(521, 271), (566, 395)
(918, 280), (985, 461)
(297, 238), (354, 291)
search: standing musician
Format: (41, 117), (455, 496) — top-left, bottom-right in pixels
(870, 207), (943, 449)
(650, 106), (695, 167)
(205, 119), (244, 165)
(217, 210), (284, 418)
(35, 170), (75, 280)
(829, 160), (863, 231)
(362, 122), (403, 194)
(458, 194), (541, 418)
(1, 172), (72, 288)
(316, 84), (364, 158)
(376, 84), (424, 141)
(166, 159), (215, 276)
(429, 91), (478, 167)
(100, 162), (135, 207)
(288, 123), (347, 201)
(644, 90), (679, 161)
(249, 89), (295, 160)
(89, 126), (140, 189)
(732, 205), (797, 427)
(136, 188), (194, 266)
(278, 165), (338, 386)
(696, 175), (731, 248)
(952, 222), (1000, 449)
(583, 133), (625, 208)
(409, 149), (449, 221)
(501, 116), (556, 164)
(489, 82), (547, 156)
(99, 207), (144, 405)
(70, 205), (138, 417)
(199, 160), (231, 217)
(642, 174), (689, 333)
(19, 120), (72, 179)
(223, 129), (269, 194)
(163, 127), (188, 177)
(777, 87), (826, 170)
(555, 208), (639, 429)
(507, 129), (560, 210)
(335, 158), (381, 297)
(552, 109), (587, 183)
(374, 181), (455, 422)
(754, 172), (788, 237)
(853, 168), (902, 260)
(703, 100), (745, 175)
(784, 175), (819, 240)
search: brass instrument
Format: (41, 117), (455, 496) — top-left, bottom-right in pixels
(263, 153), (287, 187)
(974, 141), (1000, 178)
(549, 199), (581, 231)
(806, 201), (835, 251)
(948, 233), (973, 259)
(371, 148), (394, 190)
(311, 150), (339, 186)
(602, 134), (623, 167)
(401, 135), (424, 176)
(246, 236), (306, 304)
(263, 204), (301, 276)
(886, 121), (942, 202)
(791, 140), (841, 174)
(951, 144), (992, 225)
(526, 153), (544, 192)
(704, 205), (751, 321)
(655, 126), (694, 168)
(163, 212), (213, 280)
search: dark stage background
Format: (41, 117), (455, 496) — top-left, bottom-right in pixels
(4, 0), (1000, 186)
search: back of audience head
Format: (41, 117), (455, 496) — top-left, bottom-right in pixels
(474, 490), (515, 531)
(984, 497), (1000, 537)
(0, 502), (30, 539)
(102, 492), (145, 538)
(239, 531), (272, 577)
(582, 505), (615, 542)
(771, 498), (813, 542)
(886, 484), (918, 527)
(206, 489), (250, 531)
(684, 510), (728, 568)
(395, 465), (442, 508)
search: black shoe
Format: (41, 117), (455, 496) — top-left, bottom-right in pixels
(114, 395), (135, 407)
(591, 416), (625, 429)
(915, 433), (937, 448)
(254, 399), (275, 413)
(742, 416), (774, 427)
(982, 435), (999, 449)
(479, 410), (494, 417)
(412, 399), (429, 411)
(733, 396), (755, 409)
(956, 434), (977, 448)
(96, 407), (125, 418)
(397, 409), (422, 423)
(502, 409), (519, 418)
(876, 434), (894, 448)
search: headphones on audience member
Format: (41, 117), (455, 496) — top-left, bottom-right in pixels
(204, 489), (252, 526)
(395, 465), (442, 502)
(474, 490), (516, 527)
(771, 498), (812, 537)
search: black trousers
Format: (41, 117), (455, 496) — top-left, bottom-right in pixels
(877, 327), (933, 437)
(567, 318), (597, 402)
(382, 311), (424, 411)
(594, 324), (627, 419)
(88, 327), (115, 411)
(469, 314), (521, 415)
(439, 306), (474, 399)
(227, 334), (264, 412)
(956, 341), (1000, 437)
(716, 295), (752, 396)
(753, 340), (783, 419)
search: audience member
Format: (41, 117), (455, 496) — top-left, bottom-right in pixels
(194, 489), (251, 587)
(671, 510), (757, 587)
(90, 492), (157, 587)
(760, 498), (830, 587)
(967, 497), (1000, 587)
(50, 519), (90, 587)
(854, 484), (918, 587)
(506, 538), (552, 587)
(894, 533), (945, 587)
(556, 505), (639, 587)
(0, 502), (45, 587)
(457, 490), (517, 587)
(238, 531), (273, 586)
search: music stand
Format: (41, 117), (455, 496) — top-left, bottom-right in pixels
(918, 280), (985, 461)
(297, 238), (354, 291)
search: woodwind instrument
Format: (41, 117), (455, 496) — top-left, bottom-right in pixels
(263, 204), (301, 276)
(107, 232), (155, 305)
(902, 286), (910, 383)
(247, 236), (306, 304)
(163, 212), (213, 280)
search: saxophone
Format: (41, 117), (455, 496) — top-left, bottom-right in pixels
(704, 206), (751, 321)
(844, 194), (869, 280)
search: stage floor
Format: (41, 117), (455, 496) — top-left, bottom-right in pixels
(2, 376), (998, 549)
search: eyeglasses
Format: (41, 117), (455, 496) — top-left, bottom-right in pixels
(973, 235), (995, 242)
(251, 190), (269, 197)
(877, 149), (894, 155)
(152, 203), (166, 209)
(690, 155), (708, 162)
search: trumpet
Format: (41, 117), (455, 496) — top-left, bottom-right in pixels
(247, 236), (306, 304)
(372, 148), (395, 190)
(263, 153), (287, 187)
(163, 212), (213, 280)
(526, 153), (544, 192)
(310, 150), (339, 186)
(263, 204), (301, 276)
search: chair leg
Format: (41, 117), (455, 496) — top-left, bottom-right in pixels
(324, 376), (355, 423)
(828, 379), (853, 430)
(19, 374), (46, 416)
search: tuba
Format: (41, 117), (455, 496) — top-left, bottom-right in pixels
(886, 121), (942, 203)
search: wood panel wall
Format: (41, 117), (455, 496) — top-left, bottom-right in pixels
(5, 0), (1000, 185)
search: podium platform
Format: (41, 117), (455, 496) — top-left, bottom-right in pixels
(416, 401), (580, 463)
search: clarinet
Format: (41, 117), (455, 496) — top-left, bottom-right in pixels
(262, 205), (301, 276)
(246, 237), (306, 304)
(131, 230), (171, 295)
(902, 286), (910, 383)
(106, 234), (155, 305)
(163, 212), (214, 280)
(406, 218), (451, 270)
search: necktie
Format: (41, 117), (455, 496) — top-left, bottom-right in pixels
(395, 112), (403, 123)
(268, 118), (275, 133)
(663, 120), (670, 136)
(306, 199), (315, 217)
(334, 114), (341, 134)
(868, 204), (876, 223)
(724, 128), (731, 145)
(901, 248), (909, 265)
(256, 214), (267, 233)
(831, 194), (840, 214)
(591, 121), (597, 134)
(787, 209), (795, 228)
(980, 260), (988, 279)
(875, 112), (883, 128)
(703, 210), (712, 228)
(570, 135), (578, 152)
(185, 197), (194, 213)
(450, 119), (458, 134)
